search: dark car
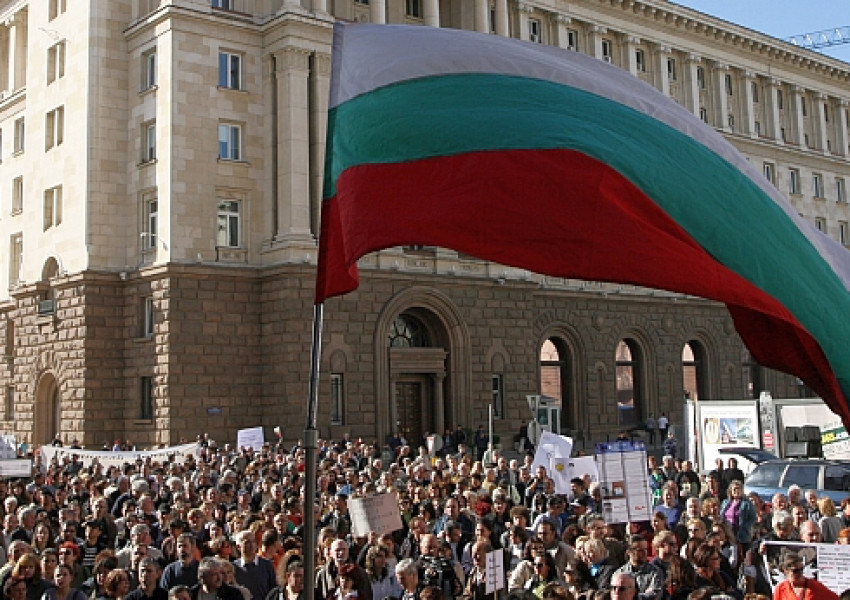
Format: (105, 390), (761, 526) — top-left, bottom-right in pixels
(744, 459), (850, 503)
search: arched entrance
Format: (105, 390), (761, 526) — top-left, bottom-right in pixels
(388, 312), (447, 447)
(33, 372), (61, 445)
(374, 288), (472, 446)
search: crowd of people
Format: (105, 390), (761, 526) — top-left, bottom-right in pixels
(0, 432), (849, 600)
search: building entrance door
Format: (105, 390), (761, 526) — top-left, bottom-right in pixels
(395, 378), (428, 446)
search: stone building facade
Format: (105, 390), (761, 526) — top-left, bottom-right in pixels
(0, 0), (844, 448)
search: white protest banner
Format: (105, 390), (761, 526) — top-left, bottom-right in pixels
(568, 456), (599, 483)
(531, 431), (573, 475)
(0, 459), (32, 477)
(817, 541), (850, 593)
(485, 549), (505, 594)
(595, 441), (652, 524)
(348, 493), (404, 537)
(0, 435), (17, 459)
(549, 456), (572, 494)
(237, 426), (265, 451)
(39, 443), (200, 472)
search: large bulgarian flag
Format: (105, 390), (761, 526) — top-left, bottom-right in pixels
(315, 22), (850, 427)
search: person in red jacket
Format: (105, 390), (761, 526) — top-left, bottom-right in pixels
(772, 553), (837, 600)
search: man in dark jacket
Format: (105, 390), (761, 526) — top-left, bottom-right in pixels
(189, 558), (243, 600)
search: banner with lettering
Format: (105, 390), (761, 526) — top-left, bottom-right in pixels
(39, 442), (201, 472)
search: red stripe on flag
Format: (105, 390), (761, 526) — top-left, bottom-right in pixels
(315, 149), (850, 424)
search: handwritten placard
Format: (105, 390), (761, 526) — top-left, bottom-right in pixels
(348, 493), (404, 537)
(485, 549), (505, 594)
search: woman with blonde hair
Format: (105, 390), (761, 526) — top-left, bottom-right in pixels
(11, 554), (50, 600)
(817, 497), (844, 543)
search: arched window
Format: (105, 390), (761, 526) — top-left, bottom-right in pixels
(539, 338), (574, 429)
(615, 339), (642, 426)
(388, 315), (430, 347)
(682, 341), (707, 400)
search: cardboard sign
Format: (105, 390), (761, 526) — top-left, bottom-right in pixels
(348, 493), (404, 537)
(236, 426), (265, 452)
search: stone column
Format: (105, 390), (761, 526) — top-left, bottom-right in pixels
(791, 86), (807, 149)
(309, 53), (331, 239)
(312, 0), (327, 12)
(684, 54), (701, 117)
(517, 3), (532, 41)
(587, 25), (607, 61)
(740, 70), (756, 138)
(274, 46), (313, 243)
(554, 15), (572, 50)
(370, 0), (385, 24)
(765, 78), (783, 144)
(712, 62), (730, 131)
(623, 35), (639, 76)
(432, 373), (446, 434)
(654, 44), (670, 96)
(474, 0), (489, 33)
(494, 0), (509, 37)
(423, 0), (439, 27)
(5, 15), (16, 93)
(837, 99), (849, 157)
(813, 92), (829, 154)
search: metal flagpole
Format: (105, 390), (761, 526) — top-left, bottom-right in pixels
(303, 302), (324, 596)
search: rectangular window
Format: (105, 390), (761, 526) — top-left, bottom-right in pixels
(789, 168), (800, 195)
(602, 39), (613, 63)
(763, 162), (775, 184)
(211, 0), (232, 8)
(635, 49), (646, 72)
(777, 89), (784, 110)
(143, 121), (156, 162)
(801, 97), (807, 117)
(406, 0), (422, 18)
(330, 373), (344, 425)
(815, 217), (826, 232)
(5, 386), (14, 420)
(11, 177), (22, 214)
(725, 73), (733, 96)
(47, 41), (66, 85)
(566, 29), (578, 51)
(48, 0), (66, 20)
(754, 121), (761, 136)
(43, 186), (63, 231)
(218, 51), (242, 90)
(751, 81), (759, 103)
(216, 200), (241, 248)
(696, 66), (705, 90)
(838, 178), (846, 203)
(699, 107), (707, 123)
(840, 221), (848, 246)
(144, 198), (158, 249)
(492, 374), (504, 419)
(45, 106), (64, 151)
(727, 114), (735, 130)
(140, 376), (154, 420)
(813, 173), (823, 198)
(9, 234), (22, 286)
(141, 296), (154, 338)
(781, 127), (787, 142)
(824, 104), (830, 122)
(142, 49), (156, 89)
(218, 123), (241, 160)
(13, 117), (24, 153)
(667, 58), (677, 81)
(528, 19), (541, 43)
